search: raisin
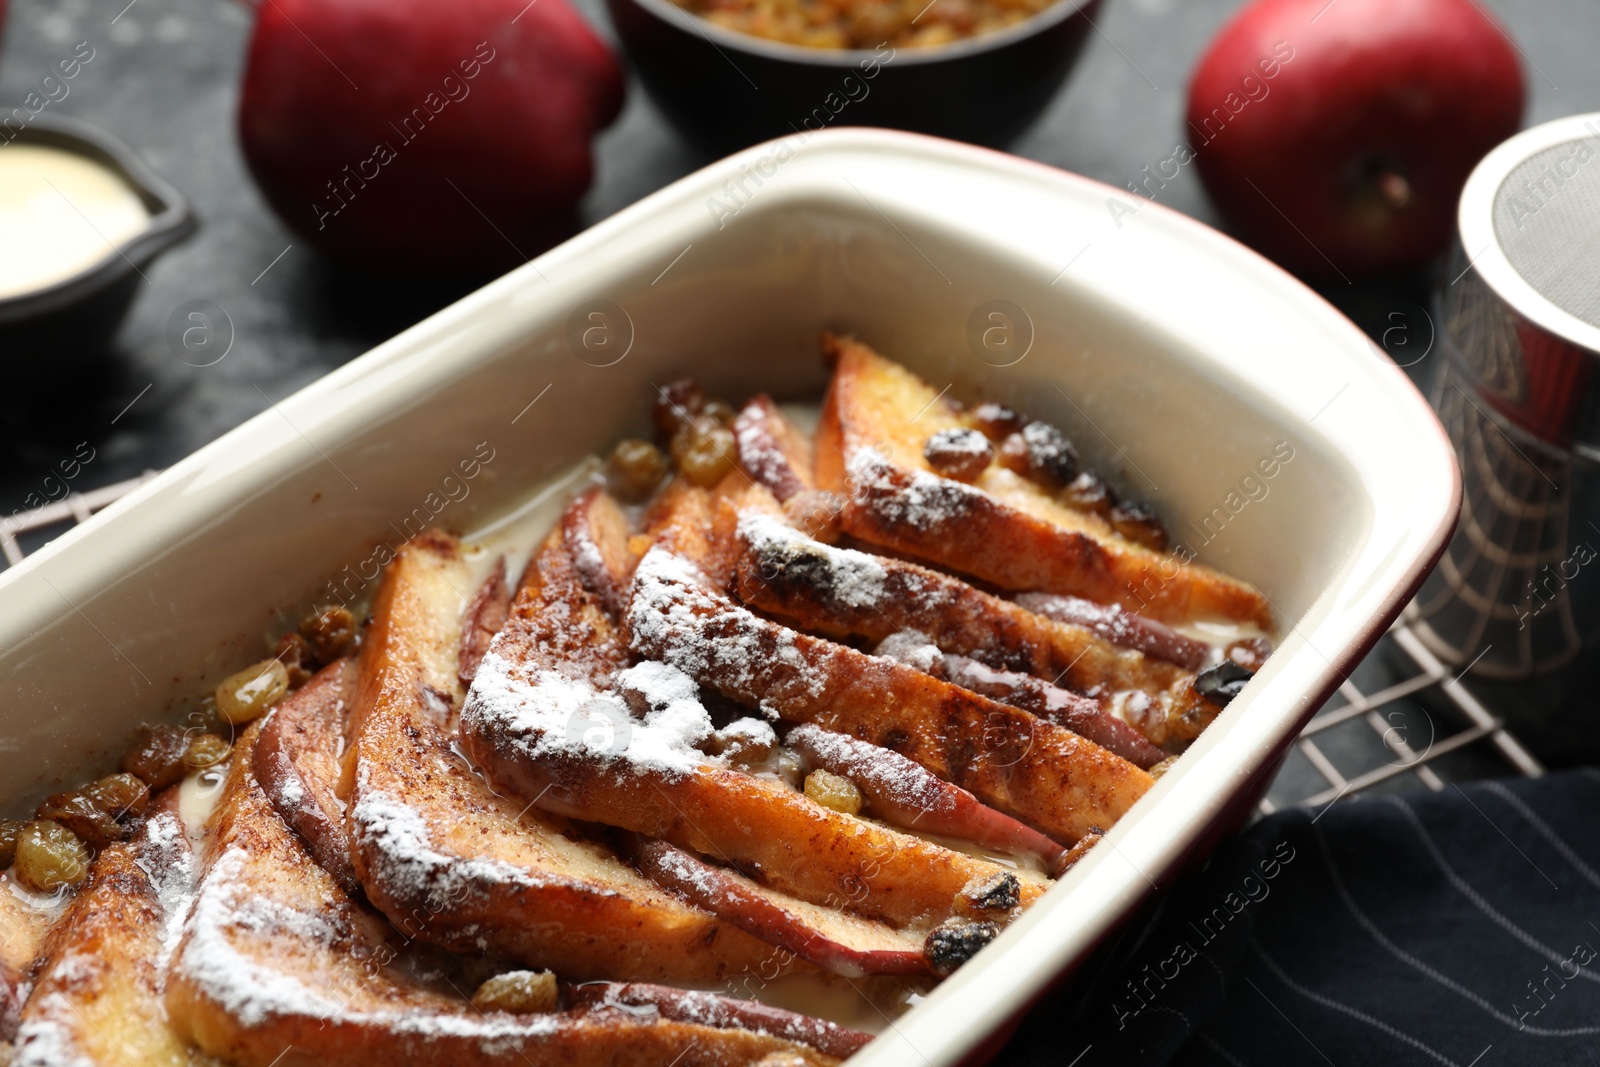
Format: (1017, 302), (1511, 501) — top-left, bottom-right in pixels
(923, 428), (994, 482)
(1060, 471), (1113, 516)
(653, 379), (705, 443)
(674, 420), (736, 487)
(924, 917), (1000, 975)
(969, 402), (1026, 440)
(273, 631), (316, 687)
(998, 422), (1078, 488)
(1194, 661), (1253, 706)
(804, 769), (862, 815)
(959, 871), (1021, 913)
(183, 733), (232, 770)
(701, 399), (737, 425)
(301, 605), (356, 663)
(607, 438), (668, 503)
(14, 820), (90, 893)
(216, 659), (290, 725)
(121, 724), (190, 789)
(1109, 500), (1168, 551)
(472, 970), (559, 1013)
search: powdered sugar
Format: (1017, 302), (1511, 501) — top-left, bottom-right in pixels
(462, 649), (711, 779)
(627, 547), (824, 717)
(845, 447), (975, 530)
(737, 512), (886, 609)
(350, 790), (536, 911)
(175, 849), (564, 1047)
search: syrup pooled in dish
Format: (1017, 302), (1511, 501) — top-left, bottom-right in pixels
(0, 336), (1273, 1066)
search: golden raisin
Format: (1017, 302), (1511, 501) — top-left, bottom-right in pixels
(14, 820), (90, 892)
(701, 399), (737, 425)
(471, 970), (559, 1013)
(300, 605), (356, 663)
(675, 421), (737, 487)
(215, 658), (290, 725)
(121, 723), (190, 789)
(607, 438), (669, 502)
(804, 769), (862, 815)
(0, 819), (23, 868)
(183, 733), (232, 770)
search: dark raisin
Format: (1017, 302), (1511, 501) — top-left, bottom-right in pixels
(273, 631), (316, 687)
(999, 422), (1078, 489)
(36, 773), (147, 849)
(960, 871), (1021, 912)
(1060, 471), (1113, 516)
(301, 606), (356, 663)
(970, 402), (1026, 440)
(121, 724), (190, 789)
(652, 379), (705, 443)
(1109, 500), (1169, 551)
(1194, 661), (1253, 706)
(923, 428), (994, 482)
(924, 917), (1001, 975)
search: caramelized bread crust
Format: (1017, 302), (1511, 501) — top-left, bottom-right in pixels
(168, 725), (840, 1067)
(14, 795), (193, 1066)
(815, 334), (1272, 629)
(342, 524), (785, 984)
(255, 656), (361, 896)
(628, 546), (1152, 844)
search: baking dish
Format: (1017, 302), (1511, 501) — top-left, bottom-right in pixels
(0, 128), (1459, 1065)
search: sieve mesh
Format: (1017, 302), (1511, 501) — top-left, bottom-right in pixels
(1493, 130), (1600, 329)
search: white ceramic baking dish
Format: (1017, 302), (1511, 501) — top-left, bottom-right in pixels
(0, 128), (1458, 1065)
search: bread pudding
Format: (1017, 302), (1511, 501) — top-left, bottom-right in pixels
(0, 335), (1273, 1066)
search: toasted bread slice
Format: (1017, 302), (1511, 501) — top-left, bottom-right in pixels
(464, 651), (1039, 929)
(726, 488), (1209, 754)
(563, 485), (638, 619)
(168, 724), (840, 1067)
(815, 335), (1272, 628)
(784, 725), (1066, 867)
(568, 981), (871, 1061)
(934, 654), (1169, 768)
(343, 523), (786, 984)
(734, 396), (815, 503)
(256, 657), (361, 896)
(1011, 591), (1214, 671)
(629, 546), (1151, 844)
(14, 795), (194, 1066)
(636, 841), (931, 978)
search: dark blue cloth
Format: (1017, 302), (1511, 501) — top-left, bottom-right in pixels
(1007, 770), (1600, 1067)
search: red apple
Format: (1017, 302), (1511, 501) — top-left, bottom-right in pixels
(238, 0), (625, 273)
(1187, 0), (1524, 278)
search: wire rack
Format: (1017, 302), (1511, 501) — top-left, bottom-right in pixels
(1, 473), (1545, 810)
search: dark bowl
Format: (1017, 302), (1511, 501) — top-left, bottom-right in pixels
(605, 0), (1100, 155)
(0, 114), (195, 366)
